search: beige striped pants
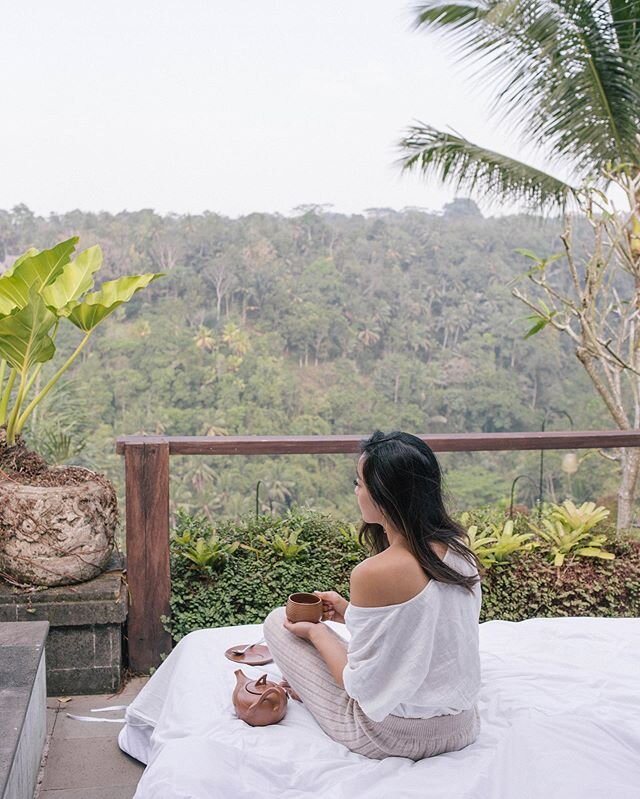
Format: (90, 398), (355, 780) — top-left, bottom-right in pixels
(263, 607), (480, 760)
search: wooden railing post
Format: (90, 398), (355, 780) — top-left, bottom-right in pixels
(124, 439), (172, 672)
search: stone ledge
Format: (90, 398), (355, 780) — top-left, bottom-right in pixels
(0, 570), (128, 696)
(0, 571), (127, 627)
(0, 620), (48, 799)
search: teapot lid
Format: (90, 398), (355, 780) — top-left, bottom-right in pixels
(246, 674), (275, 695)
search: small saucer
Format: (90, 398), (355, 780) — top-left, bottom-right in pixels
(224, 644), (273, 666)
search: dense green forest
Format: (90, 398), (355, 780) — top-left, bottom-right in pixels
(0, 201), (623, 525)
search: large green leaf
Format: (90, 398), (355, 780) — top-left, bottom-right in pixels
(575, 547), (615, 560)
(2, 247), (39, 278)
(0, 238), (78, 314)
(67, 273), (163, 332)
(41, 245), (103, 314)
(0, 292), (18, 316)
(0, 289), (57, 371)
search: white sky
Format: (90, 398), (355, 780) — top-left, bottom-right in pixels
(1, 1), (540, 218)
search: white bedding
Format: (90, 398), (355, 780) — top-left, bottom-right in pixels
(120, 617), (640, 799)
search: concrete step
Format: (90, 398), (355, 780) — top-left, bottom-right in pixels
(0, 621), (49, 799)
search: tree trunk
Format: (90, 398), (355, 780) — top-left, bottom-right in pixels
(617, 447), (640, 530)
(530, 372), (538, 410)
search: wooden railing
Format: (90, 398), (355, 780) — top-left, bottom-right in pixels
(116, 430), (640, 671)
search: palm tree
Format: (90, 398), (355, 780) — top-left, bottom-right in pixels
(194, 326), (216, 353)
(400, 1), (640, 527)
(400, 1), (640, 211)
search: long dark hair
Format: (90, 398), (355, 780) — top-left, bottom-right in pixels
(359, 430), (480, 590)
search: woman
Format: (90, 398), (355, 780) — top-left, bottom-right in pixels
(263, 430), (482, 760)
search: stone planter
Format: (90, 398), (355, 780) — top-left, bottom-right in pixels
(0, 468), (117, 587)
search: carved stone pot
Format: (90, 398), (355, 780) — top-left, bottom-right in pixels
(0, 467), (117, 587)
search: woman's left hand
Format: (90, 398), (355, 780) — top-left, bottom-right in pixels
(282, 618), (322, 642)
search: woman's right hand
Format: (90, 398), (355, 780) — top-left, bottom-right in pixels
(314, 590), (348, 624)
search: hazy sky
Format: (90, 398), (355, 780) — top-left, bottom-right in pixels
(2, 1), (534, 218)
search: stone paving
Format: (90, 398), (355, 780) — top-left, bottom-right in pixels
(35, 677), (148, 799)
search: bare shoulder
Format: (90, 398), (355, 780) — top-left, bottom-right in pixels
(350, 550), (428, 608)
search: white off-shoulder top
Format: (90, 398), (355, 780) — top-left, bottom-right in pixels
(341, 547), (481, 723)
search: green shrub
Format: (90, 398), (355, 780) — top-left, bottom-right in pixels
(480, 538), (640, 622)
(165, 506), (640, 641)
(165, 507), (365, 640)
(460, 502), (616, 568)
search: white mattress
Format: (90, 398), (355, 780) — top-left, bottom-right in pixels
(120, 617), (640, 799)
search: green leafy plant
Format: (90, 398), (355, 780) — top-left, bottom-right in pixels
(165, 507), (365, 639)
(529, 500), (614, 567)
(486, 519), (537, 566)
(398, 3), (640, 530)
(178, 535), (239, 572)
(463, 520), (497, 569)
(548, 500), (611, 533)
(173, 529), (195, 547)
(337, 521), (362, 548)
(480, 538), (640, 623)
(171, 519), (239, 574)
(0, 238), (162, 446)
(256, 526), (310, 560)
(165, 507), (640, 639)
(461, 511), (535, 568)
(33, 425), (86, 465)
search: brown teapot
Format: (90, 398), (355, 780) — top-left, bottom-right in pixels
(232, 670), (288, 727)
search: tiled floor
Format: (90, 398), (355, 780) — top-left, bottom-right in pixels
(35, 678), (148, 799)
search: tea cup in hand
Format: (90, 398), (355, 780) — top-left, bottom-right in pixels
(313, 590), (348, 624)
(286, 592), (323, 623)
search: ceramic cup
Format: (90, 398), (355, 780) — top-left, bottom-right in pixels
(286, 592), (323, 623)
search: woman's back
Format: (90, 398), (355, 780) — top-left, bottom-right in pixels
(264, 430), (482, 760)
(342, 545), (481, 723)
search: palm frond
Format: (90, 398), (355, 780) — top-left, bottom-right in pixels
(411, 1), (640, 174)
(399, 123), (577, 210)
(609, 1), (640, 54)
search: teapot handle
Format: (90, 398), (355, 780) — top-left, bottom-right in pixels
(256, 686), (286, 707)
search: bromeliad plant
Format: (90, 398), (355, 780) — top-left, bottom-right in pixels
(483, 519), (537, 567)
(463, 518), (498, 569)
(462, 512), (536, 569)
(548, 500), (611, 533)
(0, 238), (162, 447)
(173, 528), (240, 573)
(256, 527), (310, 560)
(528, 500), (614, 567)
